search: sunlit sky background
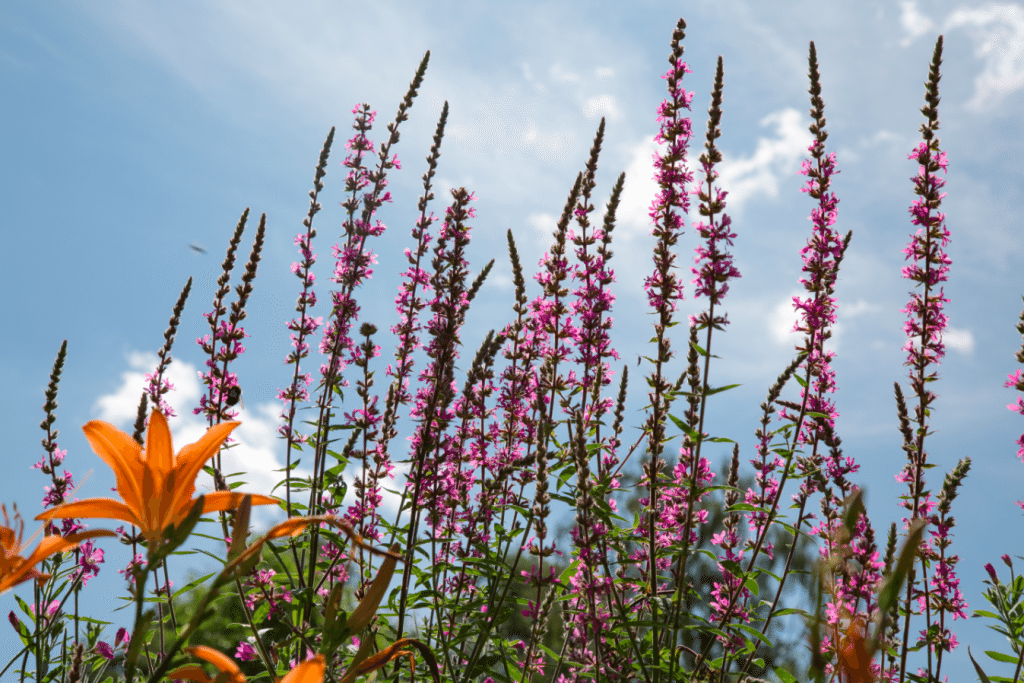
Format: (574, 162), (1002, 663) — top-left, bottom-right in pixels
(3, 0), (1024, 679)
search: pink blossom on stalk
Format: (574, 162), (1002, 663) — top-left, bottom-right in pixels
(236, 641), (258, 661)
(94, 628), (130, 661)
(76, 540), (104, 588)
(690, 56), (740, 324)
(318, 104), (398, 386)
(1005, 302), (1024, 511)
(782, 138), (843, 447)
(635, 17), (696, 608)
(407, 189), (478, 576)
(193, 208), (266, 439)
(894, 35), (968, 670)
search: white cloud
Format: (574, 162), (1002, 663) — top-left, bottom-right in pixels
(528, 211), (558, 245)
(769, 294), (803, 346)
(944, 325), (976, 354)
(716, 108), (812, 216)
(842, 299), (882, 319)
(596, 67), (614, 79)
(945, 3), (1024, 111)
(829, 299), (883, 355)
(95, 351), (202, 424)
(93, 350), (416, 532)
(93, 351), (312, 530)
(617, 107), (812, 232)
(615, 134), (659, 235)
(582, 94), (621, 121)
(549, 63), (580, 83)
(445, 85), (577, 165)
(900, 0), (938, 47)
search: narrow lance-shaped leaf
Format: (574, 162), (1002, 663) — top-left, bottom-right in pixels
(347, 542), (401, 634)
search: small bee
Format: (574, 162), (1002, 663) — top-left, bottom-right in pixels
(224, 385), (244, 411)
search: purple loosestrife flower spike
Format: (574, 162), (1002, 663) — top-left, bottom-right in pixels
(190, 209), (264, 514)
(142, 277), (192, 422)
(635, 19), (695, 680)
(278, 127), (333, 518)
(194, 208), (248, 428)
(672, 56), (738, 646)
(317, 53), (427, 405)
(690, 55), (740, 319)
(309, 59), (426, 572)
(1005, 297), (1024, 512)
(395, 186), (476, 641)
(36, 341), (87, 539)
(638, 10), (694, 572)
(895, 35), (965, 682)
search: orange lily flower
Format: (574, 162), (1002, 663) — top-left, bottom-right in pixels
(168, 645), (325, 683)
(35, 410), (277, 544)
(1, 504), (115, 594)
(837, 617), (876, 683)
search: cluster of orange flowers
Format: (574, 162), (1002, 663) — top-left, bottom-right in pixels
(1, 410), (329, 682)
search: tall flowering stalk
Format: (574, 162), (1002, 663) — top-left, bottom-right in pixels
(1005, 298), (1024, 510)
(668, 54), (742, 661)
(892, 35), (969, 683)
(395, 186), (476, 640)
(299, 53), (427, 634)
(278, 127), (333, 518)
(31, 341), (89, 650)
(777, 41), (873, 677)
(144, 278), (193, 421)
(637, 20), (695, 677)
(368, 102), (449, 549)
(194, 209), (266, 469)
(559, 120), (629, 683)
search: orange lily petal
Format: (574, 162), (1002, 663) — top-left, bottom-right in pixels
(82, 420), (145, 516)
(1, 528), (117, 593)
(279, 655), (325, 683)
(164, 665), (213, 683)
(200, 491), (278, 515)
(353, 641), (414, 676)
(187, 645), (244, 674)
(36, 499), (139, 529)
(228, 516), (334, 571)
(167, 421), (239, 519)
(145, 408), (175, 478)
(22, 529), (118, 569)
(839, 620), (875, 683)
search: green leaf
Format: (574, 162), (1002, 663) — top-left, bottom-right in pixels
(871, 517), (927, 655)
(732, 622), (772, 647)
(984, 650), (1019, 664)
(841, 489), (865, 541)
(774, 667), (799, 683)
(969, 646), (994, 683)
(171, 573), (215, 600)
(559, 560), (580, 587)
(705, 383), (742, 396)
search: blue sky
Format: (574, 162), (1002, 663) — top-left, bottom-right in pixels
(2, 0), (1023, 679)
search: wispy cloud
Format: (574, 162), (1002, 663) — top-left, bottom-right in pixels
(615, 108), (812, 236)
(945, 3), (1024, 111)
(93, 351), (308, 529)
(93, 351), (414, 530)
(900, 0), (939, 47)
(716, 108), (812, 216)
(900, 1), (1024, 111)
(944, 325), (976, 354)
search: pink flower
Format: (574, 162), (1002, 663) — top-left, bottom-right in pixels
(236, 641), (258, 661)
